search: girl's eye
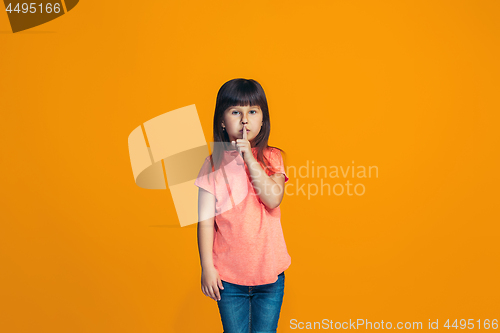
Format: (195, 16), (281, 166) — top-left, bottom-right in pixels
(231, 110), (258, 114)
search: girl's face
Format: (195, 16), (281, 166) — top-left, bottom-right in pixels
(222, 105), (263, 146)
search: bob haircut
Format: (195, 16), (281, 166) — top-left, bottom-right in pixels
(204, 78), (285, 183)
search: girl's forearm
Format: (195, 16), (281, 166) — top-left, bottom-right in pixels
(245, 156), (283, 209)
(197, 219), (215, 269)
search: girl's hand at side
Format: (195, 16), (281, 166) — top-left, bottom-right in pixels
(201, 266), (224, 301)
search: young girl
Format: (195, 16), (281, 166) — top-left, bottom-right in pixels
(195, 78), (291, 333)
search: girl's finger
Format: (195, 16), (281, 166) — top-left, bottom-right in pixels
(211, 286), (218, 301)
(242, 124), (247, 140)
(208, 286), (215, 300)
(214, 286), (221, 301)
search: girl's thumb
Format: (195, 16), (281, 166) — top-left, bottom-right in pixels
(219, 279), (224, 289)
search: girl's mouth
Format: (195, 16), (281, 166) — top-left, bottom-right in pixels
(239, 129), (250, 132)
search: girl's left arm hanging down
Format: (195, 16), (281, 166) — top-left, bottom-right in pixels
(245, 156), (286, 209)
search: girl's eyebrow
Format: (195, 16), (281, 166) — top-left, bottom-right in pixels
(231, 106), (260, 109)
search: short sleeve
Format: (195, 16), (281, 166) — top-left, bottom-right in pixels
(194, 156), (216, 196)
(267, 149), (289, 183)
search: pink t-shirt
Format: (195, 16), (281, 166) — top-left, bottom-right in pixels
(194, 146), (291, 286)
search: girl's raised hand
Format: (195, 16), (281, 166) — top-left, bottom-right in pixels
(201, 266), (224, 302)
(231, 124), (254, 163)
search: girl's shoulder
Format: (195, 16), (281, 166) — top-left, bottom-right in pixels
(264, 146), (284, 158)
(260, 146), (286, 169)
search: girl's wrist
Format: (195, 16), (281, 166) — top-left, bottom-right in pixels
(201, 263), (215, 271)
(244, 152), (257, 164)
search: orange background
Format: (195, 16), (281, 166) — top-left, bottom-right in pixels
(1, 1), (499, 332)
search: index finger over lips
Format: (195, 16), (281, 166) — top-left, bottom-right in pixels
(242, 123), (247, 140)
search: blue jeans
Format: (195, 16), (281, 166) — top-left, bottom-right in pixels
(217, 271), (285, 333)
